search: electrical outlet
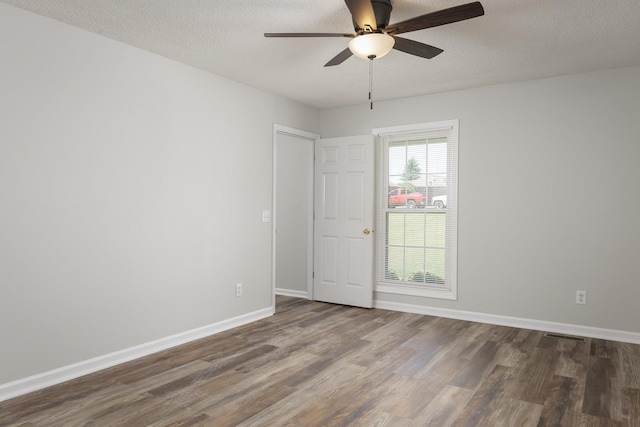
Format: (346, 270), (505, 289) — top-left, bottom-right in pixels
(236, 283), (242, 297)
(576, 290), (587, 305)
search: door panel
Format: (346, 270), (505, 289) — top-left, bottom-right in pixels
(347, 171), (364, 220)
(322, 173), (339, 220)
(314, 135), (374, 308)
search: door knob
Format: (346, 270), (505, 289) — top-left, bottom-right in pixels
(363, 228), (373, 235)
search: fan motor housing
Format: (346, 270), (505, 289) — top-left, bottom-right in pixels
(372, 0), (392, 29)
(352, 0), (393, 32)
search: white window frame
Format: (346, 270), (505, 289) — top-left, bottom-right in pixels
(373, 120), (458, 300)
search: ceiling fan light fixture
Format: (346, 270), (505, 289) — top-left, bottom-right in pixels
(348, 33), (395, 59)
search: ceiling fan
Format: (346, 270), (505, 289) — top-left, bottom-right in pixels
(264, 0), (485, 67)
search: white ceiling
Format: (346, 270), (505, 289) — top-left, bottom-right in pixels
(3, 0), (640, 109)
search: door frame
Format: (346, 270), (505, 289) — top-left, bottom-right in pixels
(272, 124), (319, 309)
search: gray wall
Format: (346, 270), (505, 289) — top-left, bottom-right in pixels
(319, 65), (640, 334)
(0, 3), (318, 385)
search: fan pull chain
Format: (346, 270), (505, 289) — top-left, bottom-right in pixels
(368, 55), (375, 110)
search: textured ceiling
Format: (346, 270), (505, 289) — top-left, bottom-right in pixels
(3, 0), (640, 109)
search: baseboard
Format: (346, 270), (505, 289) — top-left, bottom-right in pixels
(374, 300), (640, 345)
(0, 307), (274, 403)
(275, 288), (310, 299)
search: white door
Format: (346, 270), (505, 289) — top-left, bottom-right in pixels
(314, 135), (375, 308)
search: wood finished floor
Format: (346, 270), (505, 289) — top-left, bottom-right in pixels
(2, 296), (639, 426)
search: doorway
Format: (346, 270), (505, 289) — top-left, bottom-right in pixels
(272, 125), (317, 305)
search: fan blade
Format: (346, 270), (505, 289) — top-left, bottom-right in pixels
(388, 1), (484, 35)
(392, 36), (443, 59)
(325, 48), (353, 67)
(264, 33), (354, 38)
(344, 0), (377, 31)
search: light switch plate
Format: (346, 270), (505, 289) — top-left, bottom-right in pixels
(262, 210), (270, 223)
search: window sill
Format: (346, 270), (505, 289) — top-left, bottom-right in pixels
(375, 282), (457, 300)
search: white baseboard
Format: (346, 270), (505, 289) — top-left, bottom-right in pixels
(374, 300), (640, 345)
(0, 307), (274, 403)
(275, 288), (310, 299)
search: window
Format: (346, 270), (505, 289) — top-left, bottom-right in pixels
(374, 120), (458, 300)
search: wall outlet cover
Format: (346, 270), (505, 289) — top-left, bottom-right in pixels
(576, 290), (587, 305)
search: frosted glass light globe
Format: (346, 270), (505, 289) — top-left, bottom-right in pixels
(348, 33), (395, 59)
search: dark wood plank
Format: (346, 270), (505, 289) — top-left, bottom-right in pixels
(536, 375), (583, 426)
(622, 387), (640, 427)
(411, 385), (474, 426)
(554, 337), (590, 378)
(591, 338), (621, 359)
(451, 365), (518, 426)
(583, 355), (623, 420)
(450, 340), (500, 389)
(514, 342), (561, 405)
(622, 343), (640, 389)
